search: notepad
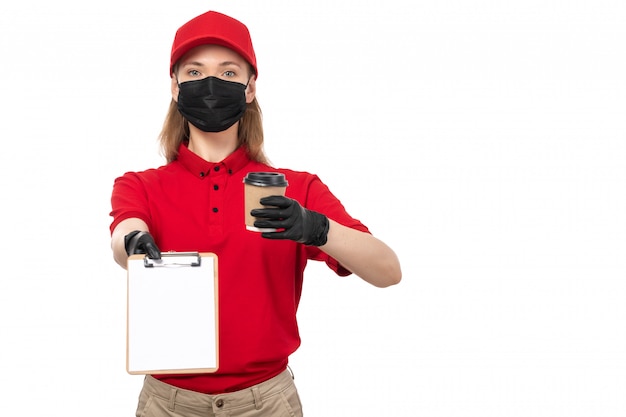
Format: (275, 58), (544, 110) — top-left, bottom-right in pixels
(126, 252), (219, 374)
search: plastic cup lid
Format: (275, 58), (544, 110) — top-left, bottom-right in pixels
(243, 172), (288, 187)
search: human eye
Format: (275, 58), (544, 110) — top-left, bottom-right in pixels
(223, 70), (236, 77)
(187, 69), (202, 77)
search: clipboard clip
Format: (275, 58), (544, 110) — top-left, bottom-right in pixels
(144, 252), (202, 268)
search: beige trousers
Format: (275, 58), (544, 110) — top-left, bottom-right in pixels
(135, 369), (303, 417)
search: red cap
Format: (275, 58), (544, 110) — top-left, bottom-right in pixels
(170, 11), (257, 77)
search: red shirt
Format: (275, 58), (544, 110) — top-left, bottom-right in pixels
(110, 144), (369, 393)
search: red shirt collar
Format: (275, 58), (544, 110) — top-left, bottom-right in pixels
(176, 143), (251, 178)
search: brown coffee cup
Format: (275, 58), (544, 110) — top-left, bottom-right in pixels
(243, 172), (289, 232)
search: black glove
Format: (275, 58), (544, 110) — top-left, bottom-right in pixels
(124, 230), (161, 259)
(250, 195), (329, 246)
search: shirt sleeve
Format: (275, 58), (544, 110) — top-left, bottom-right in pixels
(300, 174), (370, 276)
(109, 171), (152, 235)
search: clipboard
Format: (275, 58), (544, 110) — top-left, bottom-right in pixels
(126, 252), (219, 375)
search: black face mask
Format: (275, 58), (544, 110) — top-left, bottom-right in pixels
(176, 76), (248, 132)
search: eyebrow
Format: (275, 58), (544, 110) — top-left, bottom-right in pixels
(182, 60), (243, 69)
(219, 61), (243, 68)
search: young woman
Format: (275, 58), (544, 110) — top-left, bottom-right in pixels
(110, 10), (401, 417)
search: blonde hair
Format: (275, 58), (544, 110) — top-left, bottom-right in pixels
(158, 97), (268, 164)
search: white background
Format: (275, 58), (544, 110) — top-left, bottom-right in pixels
(0, 1), (624, 416)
